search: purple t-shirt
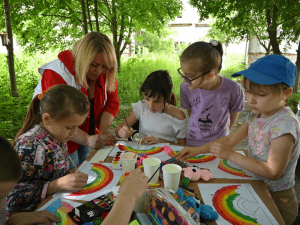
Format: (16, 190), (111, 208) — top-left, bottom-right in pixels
(180, 77), (244, 146)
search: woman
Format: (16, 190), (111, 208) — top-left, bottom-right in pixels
(33, 32), (120, 168)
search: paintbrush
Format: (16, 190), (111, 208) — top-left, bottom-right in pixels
(124, 117), (130, 128)
(134, 139), (141, 159)
(68, 156), (79, 172)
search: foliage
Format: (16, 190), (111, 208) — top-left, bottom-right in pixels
(221, 53), (247, 80)
(0, 0), (183, 69)
(135, 28), (176, 54)
(287, 92), (300, 114)
(190, 0), (300, 55)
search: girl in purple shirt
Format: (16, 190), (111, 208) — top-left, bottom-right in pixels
(178, 40), (244, 146)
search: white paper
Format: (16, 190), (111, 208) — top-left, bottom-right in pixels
(89, 145), (113, 163)
(198, 183), (279, 225)
(53, 162), (122, 201)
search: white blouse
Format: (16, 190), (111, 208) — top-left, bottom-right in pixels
(132, 101), (187, 142)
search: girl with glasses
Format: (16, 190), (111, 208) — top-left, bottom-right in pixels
(179, 40), (244, 147)
(115, 70), (187, 145)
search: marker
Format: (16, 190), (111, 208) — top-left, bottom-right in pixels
(149, 183), (160, 187)
(95, 128), (113, 146)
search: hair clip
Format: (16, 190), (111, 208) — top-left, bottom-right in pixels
(38, 90), (47, 100)
(210, 40), (218, 47)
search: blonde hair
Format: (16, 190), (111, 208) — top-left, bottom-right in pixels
(71, 32), (118, 91)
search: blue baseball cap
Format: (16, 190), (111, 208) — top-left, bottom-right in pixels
(232, 54), (296, 87)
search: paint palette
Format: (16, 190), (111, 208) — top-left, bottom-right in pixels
(110, 151), (124, 170)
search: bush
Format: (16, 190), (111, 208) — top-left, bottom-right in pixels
(287, 92), (300, 114)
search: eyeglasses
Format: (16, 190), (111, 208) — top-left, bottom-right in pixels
(177, 68), (210, 85)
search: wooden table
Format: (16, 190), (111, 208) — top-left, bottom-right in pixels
(38, 148), (285, 225)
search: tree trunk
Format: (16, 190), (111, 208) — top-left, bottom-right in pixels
(3, 0), (18, 97)
(111, 0), (121, 70)
(81, 0), (88, 34)
(94, 0), (99, 33)
(86, 0), (93, 32)
(293, 41), (300, 93)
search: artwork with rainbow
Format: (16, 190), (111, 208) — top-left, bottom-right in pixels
(108, 141), (169, 159)
(198, 183), (279, 225)
(53, 161), (122, 201)
(37, 197), (81, 225)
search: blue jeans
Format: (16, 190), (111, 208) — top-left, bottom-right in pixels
(69, 145), (90, 169)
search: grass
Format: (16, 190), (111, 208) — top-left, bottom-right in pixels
(2, 50), (298, 143)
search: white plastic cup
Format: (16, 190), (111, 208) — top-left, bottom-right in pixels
(162, 164), (182, 192)
(121, 152), (137, 175)
(143, 157), (161, 184)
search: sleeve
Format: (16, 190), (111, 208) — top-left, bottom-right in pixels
(229, 82), (245, 113)
(103, 80), (120, 118)
(270, 116), (300, 141)
(6, 141), (49, 214)
(175, 119), (187, 139)
(180, 82), (191, 109)
(132, 101), (143, 120)
(41, 69), (67, 91)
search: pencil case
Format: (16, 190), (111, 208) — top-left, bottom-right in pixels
(145, 188), (198, 225)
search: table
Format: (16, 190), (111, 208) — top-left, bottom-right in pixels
(38, 147), (286, 225)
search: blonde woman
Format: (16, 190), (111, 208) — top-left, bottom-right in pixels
(33, 32), (119, 168)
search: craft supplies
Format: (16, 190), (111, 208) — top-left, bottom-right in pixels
(143, 157), (161, 184)
(95, 128), (113, 146)
(121, 152), (137, 175)
(162, 164), (182, 192)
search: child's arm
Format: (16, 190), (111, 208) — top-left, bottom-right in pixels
(101, 168), (148, 225)
(115, 109), (138, 139)
(5, 210), (60, 225)
(210, 133), (295, 179)
(175, 121), (249, 160)
(229, 112), (239, 130)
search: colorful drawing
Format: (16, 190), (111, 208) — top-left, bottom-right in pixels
(199, 183), (279, 225)
(38, 198), (81, 225)
(164, 146), (216, 163)
(218, 159), (252, 178)
(118, 144), (164, 155)
(69, 163), (113, 196)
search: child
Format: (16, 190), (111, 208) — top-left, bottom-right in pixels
(7, 84), (90, 215)
(176, 55), (300, 225)
(179, 40), (244, 146)
(0, 136), (60, 224)
(115, 70), (187, 145)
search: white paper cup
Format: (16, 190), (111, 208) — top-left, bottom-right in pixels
(121, 152), (137, 175)
(162, 164), (182, 192)
(143, 157), (161, 184)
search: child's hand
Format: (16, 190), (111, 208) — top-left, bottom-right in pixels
(56, 172), (88, 191)
(140, 135), (159, 145)
(174, 147), (198, 160)
(87, 134), (110, 149)
(118, 168), (149, 203)
(209, 142), (232, 159)
(6, 210), (60, 225)
(118, 125), (134, 139)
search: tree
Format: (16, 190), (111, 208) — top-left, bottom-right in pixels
(0, 0), (182, 70)
(190, 0), (300, 92)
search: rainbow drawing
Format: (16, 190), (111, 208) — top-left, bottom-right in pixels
(46, 198), (76, 225)
(218, 159), (251, 177)
(212, 185), (264, 224)
(167, 150), (216, 163)
(118, 144), (164, 155)
(69, 163), (113, 196)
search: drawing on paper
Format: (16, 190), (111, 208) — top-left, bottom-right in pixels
(118, 144), (164, 155)
(218, 159), (252, 178)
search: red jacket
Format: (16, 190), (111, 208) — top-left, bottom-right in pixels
(40, 50), (120, 154)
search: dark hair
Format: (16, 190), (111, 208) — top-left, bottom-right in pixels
(14, 84), (90, 145)
(180, 41), (223, 74)
(140, 70), (177, 106)
(0, 136), (22, 182)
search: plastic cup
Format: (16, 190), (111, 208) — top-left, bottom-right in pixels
(162, 164), (182, 192)
(143, 157), (161, 184)
(121, 152), (137, 175)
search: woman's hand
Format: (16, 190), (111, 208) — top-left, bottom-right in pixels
(6, 210), (60, 225)
(174, 146), (199, 160)
(87, 134), (109, 149)
(55, 172), (88, 191)
(118, 125), (134, 139)
(140, 135), (159, 145)
(118, 168), (149, 203)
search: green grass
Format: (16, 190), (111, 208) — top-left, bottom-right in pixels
(2, 50), (298, 143)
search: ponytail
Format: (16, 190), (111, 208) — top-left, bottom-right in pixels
(209, 40), (223, 71)
(14, 95), (42, 146)
(167, 92), (177, 106)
